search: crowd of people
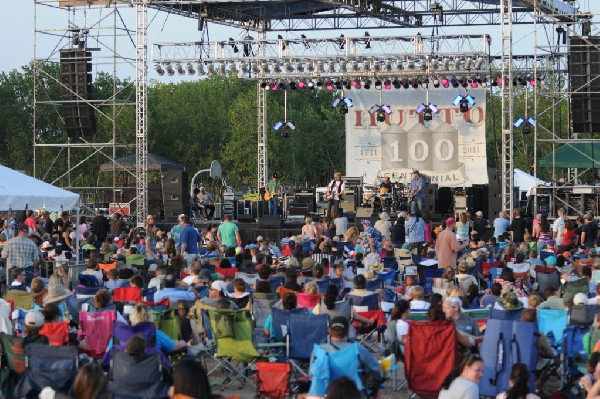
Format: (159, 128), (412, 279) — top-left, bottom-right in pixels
(1, 205), (600, 398)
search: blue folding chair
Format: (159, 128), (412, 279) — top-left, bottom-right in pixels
(288, 313), (330, 376)
(489, 308), (524, 321)
(268, 275), (285, 292)
(329, 277), (344, 292)
(309, 342), (363, 396)
(193, 285), (210, 298)
(382, 256), (398, 271)
(78, 274), (100, 287)
(488, 267), (503, 288)
(366, 278), (382, 292)
(143, 287), (157, 302)
(315, 279), (332, 294)
(538, 308), (568, 354)
(423, 268), (444, 295)
(347, 293), (380, 312)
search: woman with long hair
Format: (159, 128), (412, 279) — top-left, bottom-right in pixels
(170, 358), (216, 399)
(456, 212), (470, 242)
(439, 355), (484, 399)
(496, 363), (540, 399)
(389, 299), (411, 344)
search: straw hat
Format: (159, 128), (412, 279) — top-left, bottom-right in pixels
(370, 262), (383, 273)
(301, 257), (316, 271)
(364, 270), (377, 280)
(43, 284), (72, 305)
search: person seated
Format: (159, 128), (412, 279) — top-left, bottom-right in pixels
(10, 268), (29, 292)
(264, 293), (297, 338)
(311, 316), (382, 396)
(129, 275), (144, 290)
(153, 274), (201, 303)
(199, 280), (233, 308)
(443, 296), (481, 339)
(125, 334), (147, 357)
(230, 278), (250, 309)
(496, 363), (541, 399)
(465, 285), (481, 309)
(439, 355), (484, 399)
(23, 310), (48, 346)
(588, 284), (600, 305)
(387, 299), (410, 348)
(480, 283), (502, 309)
(409, 286), (430, 310)
(520, 309), (555, 370)
(455, 261), (478, 296)
(128, 303), (187, 353)
(176, 301), (200, 346)
(537, 287), (564, 310)
(148, 265), (167, 291)
(30, 278), (47, 307)
(282, 270), (302, 292)
(304, 282), (319, 295)
(349, 275), (376, 297)
(105, 268), (129, 291)
(181, 262), (201, 287)
(325, 376), (362, 399)
(170, 358), (215, 399)
(81, 258), (103, 284)
(580, 352), (600, 395)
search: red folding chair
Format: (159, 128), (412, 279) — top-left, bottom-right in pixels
(79, 310), (117, 358)
(296, 293), (321, 310)
(39, 321), (69, 346)
(255, 362), (292, 399)
(113, 287), (142, 303)
(216, 267), (239, 278)
(98, 262), (117, 276)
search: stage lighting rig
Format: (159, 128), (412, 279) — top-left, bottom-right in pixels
(273, 121), (296, 138)
(333, 96), (353, 115)
(452, 94), (476, 113)
(514, 117), (536, 134)
(416, 103), (439, 121)
(369, 105), (392, 122)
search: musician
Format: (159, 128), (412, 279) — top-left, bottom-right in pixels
(265, 173), (282, 215)
(197, 187), (215, 220)
(326, 172), (345, 219)
(379, 176), (393, 192)
(408, 170), (426, 215)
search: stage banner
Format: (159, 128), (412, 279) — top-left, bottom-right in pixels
(345, 89), (488, 187)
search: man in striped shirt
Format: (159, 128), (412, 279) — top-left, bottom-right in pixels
(1, 224), (39, 270)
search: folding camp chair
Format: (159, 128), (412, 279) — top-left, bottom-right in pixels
(315, 279), (331, 294)
(309, 342), (364, 397)
(353, 309), (388, 353)
(564, 277), (590, 305)
(5, 291), (33, 310)
(538, 308), (568, 354)
(143, 287), (157, 302)
(347, 292), (380, 312)
(14, 343), (78, 399)
(78, 310), (117, 359)
(108, 351), (170, 399)
(489, 308), (524, 321)
(569, 304), (600, 327)
(255, 361), (292, 399)
(152, 308), (180, 341)
(78, 274), (100, 287)
(287, 313), (329, 377)
(39, 321), (69, 346)
(250, 293), (280, 345)
(99, 262), (117, 276)
(404, 320), (458, 399)
(113, 286), (142, 303)
(0, 333), (25, 399)
(423, 268), (444, 295)
(236, 272), (258, 286)
(268, 275), (285, 291)
(207, 309), (259, 388)
(216, 267), (239, 278)
(296, 293), (321, 310)
(75, 285), (101, 299)
(366, 278), (382, 292)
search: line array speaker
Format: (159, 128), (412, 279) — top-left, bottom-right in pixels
(569, 36), (600, 133)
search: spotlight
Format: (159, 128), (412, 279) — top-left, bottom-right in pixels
(328, 60), (336, 74)
(339, 60), (347, 73)
(228, 62), (238, 75)
(344, 82), (352, 90)
(442, 58), (450, 70)
(326, 81), (334, 90)
(154, 64), (164, 76)
(514, 117), (536, 135)
(453, 57), (462, 69)
(278, 82), (287, 90)
(335, 81), (343, 89)
(464, 57), (473, 70)
(270, 83), (278, 91)
(186, 63), (195, 75)
(273, 121), (295, 138)
(432, 79), (440, 88)
(369, 104), (392, 122)
(272, 62), (282, 74)
(416, 103), (439, 121)
(316, 61), (325, 73)
(219, 63), (226, 75)
(307, 81), (315, 89)
(316, 81), (324, 89)
(298, 81), (306, 89)
(450, 78), (459, 88)
(441, 78), (449, 88)
(295, 61), (304, 72)
(228, 38), (239, 53)
(474, 57), (484, 70)
(392, 80), (401, 89)
(407, 58), (415, 69)
(375, 80), (383, 90)
(452, 95), (476, 113)
(376, 109), (386, 122)
(197, 62), (205, 76)
(290, 82), (297, 90)
(284, 61), (293, 73)
(384, 80), (392, 90)
(340, 103), (349, 115)
(165, 64), (175, 76)
(206, 63), (215, 76)
(333, 96), (353, 115)
(351, 60), (359, 72)
(261, 63), (270, 74)
(364, 80), (372, 90)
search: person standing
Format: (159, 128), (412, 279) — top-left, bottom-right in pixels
(493, 211), (510, 239)
(552, 208), (566, 248)
(509, 208), (527, 244)
(436, 217), (468, 269)
(405, 211), (426, 252)
(177, 215), (200, 261)
(217, 214), (241, 249)
(1, 224), (39, 270)
(91, 210), (109, 246)
(408, 170), (426, 215)
(326, 173), (345, 219)
(580, 214), (598, 249)
(472, 211), (488, 238)
(265, 174), (282, 215)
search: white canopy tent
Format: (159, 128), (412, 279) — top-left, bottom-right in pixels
(0, 165), (79, 211)
(514, 168), (548, 197)
(0, 165), (81, 268)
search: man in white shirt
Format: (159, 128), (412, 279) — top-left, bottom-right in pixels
(333, 210), (348, 236)
(552, 208), (566, 247)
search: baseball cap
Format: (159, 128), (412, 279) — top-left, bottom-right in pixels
(445, 217), (456, 226)
(25, 310), (45, 328)
(330, 316), (349, 333)
(211, 280), (228, 294)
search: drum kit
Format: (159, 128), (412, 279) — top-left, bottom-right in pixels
(362, 182), (410, 213)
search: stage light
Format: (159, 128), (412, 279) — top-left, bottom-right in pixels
(514, 117), (536, 132)
(450, 78), (459, 88)
(384, 80), (392, 90)
(260, 82), (268, 90)
(298, 81), (306, 89)
(273, 121), (295, 138)
(261, 63), (270, 74)
(339, 60), (347, 73)
(351, 80), (359, 87)
(412, 81), (419, 89)
(270, 83), (278, 91)
(278, 82), (287, 90)
(335, 81), (343, 89)
(375, 80), (383, 90)
(369, 104), (391, 122)
(242, 34), (253, 57)
(206, 63), (215, 76)
(219, 63), (226, 75)
(416, 103), (439, 121)
(433, 79), (440, 88)
(464, 57), (473, 70)
(344, 82), (352, 90)
(154, 64), (164, 76)
(186, 63), (195, 75)
(420, 81), (429, 89)
(316, 61), (325, 73)
(376, 109), (386, 122)
(452, 95), (476, 113)
(289, 82), (297, 90)
(442, 57), (450, 70)
(328, 60), (336, 74)
(326, 81), (334, 90)
(273, 121), (283, 130)
(474, 57), (484, 70)
(381, 105), (392, 114)
(454, 57), (462, 69)
(272, 62), (282, 74)
(316, 81), (324, 89)
(351, 60), (359, 72)
(295, 61), (304, 72)
(228, 62), (238, 75)
(392, 80), (401, 89)
(385, 60), (393, 72)
(251, 62), (260, 74)
(333, 96), (353, 115)
(407, 59), (415, 69)
(340, 102), (349, 115)
(403, 81), (410, 89)
(471, 81), (478, 88)
(284, 61), (293, 73)
(372, 62), (381, 73)
(196, 62), (205, 76)
(364, 80), (372, 90)
(165, 64), (175, 76)
(307, 62), (315, 73)
(228, 38), (239, 53)
(307, 81), (314, 89)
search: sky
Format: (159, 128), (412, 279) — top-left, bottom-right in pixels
(0, 0), (599, 77)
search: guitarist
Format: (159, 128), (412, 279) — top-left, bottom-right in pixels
(265, 173), (282, 215)
(326, 172), (345, 219)
(408, 170), (426, 215)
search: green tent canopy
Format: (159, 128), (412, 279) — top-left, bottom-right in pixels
(539, 143), (600, 168)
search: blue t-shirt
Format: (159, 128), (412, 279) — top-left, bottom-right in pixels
(178, 225), (200, 254)
(493, 217), (510, 239)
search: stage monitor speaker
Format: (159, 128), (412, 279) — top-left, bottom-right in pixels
(162, 170), (189, 219)
(569, 36), (600, 133)
(288, 206), (308, 216)
(237, 213), (255, 222)
(340, 193), (356, 212)
(59, 48), (97, 138)
(258, 214), (282, 228)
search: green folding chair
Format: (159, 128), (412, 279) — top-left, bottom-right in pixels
(0, 333), (26, 399)
(5, 291), (33, 310)
(152, 308), (180, 341)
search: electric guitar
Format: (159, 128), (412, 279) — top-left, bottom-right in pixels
(264, 190), (275, 201)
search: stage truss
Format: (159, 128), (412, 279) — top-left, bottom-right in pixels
(34, 0), (593, 222)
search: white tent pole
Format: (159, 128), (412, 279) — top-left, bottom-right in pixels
(75, 203), (80, 264)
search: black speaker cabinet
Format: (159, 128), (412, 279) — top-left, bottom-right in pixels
(162, 170), (189, 220)
(258, 214), (282, 228)
(569, 36), (600, 133)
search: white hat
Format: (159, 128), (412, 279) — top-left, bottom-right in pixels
(69, 232), (76, 240)
(155, 242), (164, 250)
(573, 293), (588, 306)
(211, 280), (229, 295)
(475, 211), (483, 217)
(41, 241), (53, 250)
(25, 310), (45, 328)
(256, 236), (264, 242)
(148, 264), (159, 272)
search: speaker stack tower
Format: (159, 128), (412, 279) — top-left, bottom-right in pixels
(59, 48), (97, 138)
(569, 36), (600, 133)
(162, 170), (189, 221)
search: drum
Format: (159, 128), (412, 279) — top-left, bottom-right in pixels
(379, 187), (390, 194)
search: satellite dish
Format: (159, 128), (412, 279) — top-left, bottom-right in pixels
(210, 160), (222, 179)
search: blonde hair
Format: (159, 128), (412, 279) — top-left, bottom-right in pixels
(443, 266), (455, 281)
(448, 288), (463, 297)
(411, 285), (425, 300)
(334, 172), (342, 179)
(304, 282), (318, 294)
(528, 293), (543, 308)
(129, 304), (153, 325)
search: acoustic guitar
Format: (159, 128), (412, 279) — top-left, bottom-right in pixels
(263, 190), (275, 201)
